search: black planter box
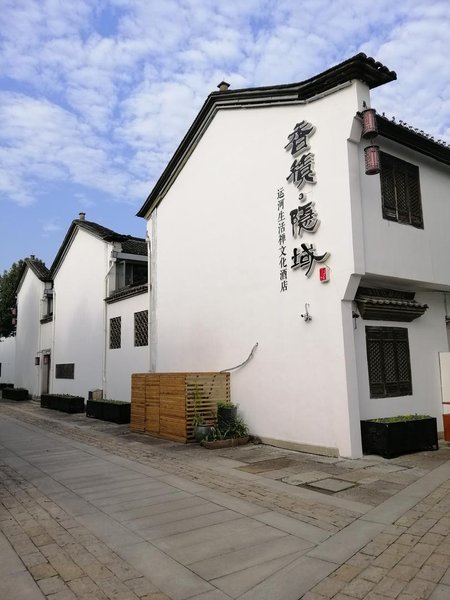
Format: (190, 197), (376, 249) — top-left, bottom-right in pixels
(2, 387), (29, 401)
(41, 394), (84, 414)
(217, 405), (237, 429)
(0, 383), (14, 390)
(86, 400), (130, 424)
(361, 417), (438, 459)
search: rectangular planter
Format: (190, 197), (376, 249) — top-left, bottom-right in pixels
(86, 400), (130, 424)
(40, 394), (84, 414)
(0, 383), (14, 390)
(2, 387), (29, 401)
(361, 417), (438, 458)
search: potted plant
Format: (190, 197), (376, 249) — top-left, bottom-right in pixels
(217, 399), (237, 429)
(361, 414), (438, 458)
(192, 413), (211, 442)
(201, 415), (249, 449)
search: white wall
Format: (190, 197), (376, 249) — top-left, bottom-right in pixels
(356, 291), (448, 425)
(360, 139), (450, 286)
(15, 270), (43, 395)
(0, 336), (16, 384)
(148, 81), (369, 456)
(106, 292), (149, 401)
(52, 229), (111, 399)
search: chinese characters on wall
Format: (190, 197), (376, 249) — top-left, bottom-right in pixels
(277, 120), (330, 283)
(277, 187), (288, 292)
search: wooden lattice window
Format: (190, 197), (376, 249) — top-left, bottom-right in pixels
(380, 152), (423, 229)
(134, 310), (148, 347)
(366, 326), (412, 398)
(109, 317), (121, 349)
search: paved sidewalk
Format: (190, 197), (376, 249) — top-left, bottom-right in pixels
(1, 401), (450, 600)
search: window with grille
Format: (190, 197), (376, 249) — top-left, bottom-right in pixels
(380, 152), (423, 229)
(109, 316), (121, 349)
(134, 310), (148, 347)
(365, 326), (412, 398)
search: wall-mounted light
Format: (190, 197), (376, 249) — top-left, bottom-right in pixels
(35, 356), (40, 366)
(43, 355), (50, 365)
(364, 145), (380, 175)
(361, 108), (378, 139)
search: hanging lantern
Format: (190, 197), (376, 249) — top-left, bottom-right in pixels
(364, 145), (380, 175)
(43, 355), (49, 365)
(361, 108), (377, 138)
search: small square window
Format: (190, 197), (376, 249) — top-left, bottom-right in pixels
(110, 317), (121, 349)
(134, 310), (148, 347)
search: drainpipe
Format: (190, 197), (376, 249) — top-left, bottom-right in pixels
(146, 232), (151, 372)
(50, 289), (56, 394)
(149, 211), (157, 372)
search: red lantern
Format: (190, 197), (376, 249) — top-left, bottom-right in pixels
(364, 145), (380, 175)
(361, 108), (377, 139)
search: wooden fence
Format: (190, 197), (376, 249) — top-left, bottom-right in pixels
(130, 372), (230, 443)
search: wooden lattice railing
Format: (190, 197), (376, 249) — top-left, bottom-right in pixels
(131, 372), (230, 442)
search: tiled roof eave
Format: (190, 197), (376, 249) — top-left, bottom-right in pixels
(105, 283), (148, 304)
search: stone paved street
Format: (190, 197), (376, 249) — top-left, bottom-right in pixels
(1, 399), (450, 599)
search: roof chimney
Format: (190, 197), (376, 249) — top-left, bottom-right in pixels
(30, 255), (35, 260)
(78, 212), (86, 221)
(217, 81), (230, 92)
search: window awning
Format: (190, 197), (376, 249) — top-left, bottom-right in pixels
(355, 287), (428, 322)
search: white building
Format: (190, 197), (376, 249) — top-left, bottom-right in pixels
(137, 54), (450, 458)
(12, 215), (149, 401)
(0, 336), (16, 386)
(14, 256), (52, 396)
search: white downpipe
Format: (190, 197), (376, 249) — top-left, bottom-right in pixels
(149, 212), (157, 372)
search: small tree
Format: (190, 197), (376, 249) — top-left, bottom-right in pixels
(0, 259), (25, 337)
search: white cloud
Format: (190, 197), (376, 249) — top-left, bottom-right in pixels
(0, 0), (448, 216)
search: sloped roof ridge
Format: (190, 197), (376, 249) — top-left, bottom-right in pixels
(137, 53), (396, 218)
(51, 219), (147, 274)
(75, 219), (145, 243)
(25, 257), (51, 281)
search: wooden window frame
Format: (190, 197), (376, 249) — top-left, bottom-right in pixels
(365, 326), (412, 398)
(380, 151), (424, 229)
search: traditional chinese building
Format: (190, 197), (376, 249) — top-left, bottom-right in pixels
(10, 214), (149, 402)
(137, 53), (450, 458)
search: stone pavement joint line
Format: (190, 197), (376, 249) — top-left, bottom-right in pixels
(0, 463), (171, 600)
(301, 478), (450, 600)
(0, 403), (361, 534)
(2, 402), (450, 599)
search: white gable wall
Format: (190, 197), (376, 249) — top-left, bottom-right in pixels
(148, 81), (370, 457)
(0, 336), (16, 384)
(52, 229), (110, 398)
(15, 269), (43, 395)
(106, 292), (149, 401)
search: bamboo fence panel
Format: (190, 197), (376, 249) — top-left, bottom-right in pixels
(130, 372), (230, 442)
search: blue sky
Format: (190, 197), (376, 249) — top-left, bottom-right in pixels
(1, 0), (449, 273)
